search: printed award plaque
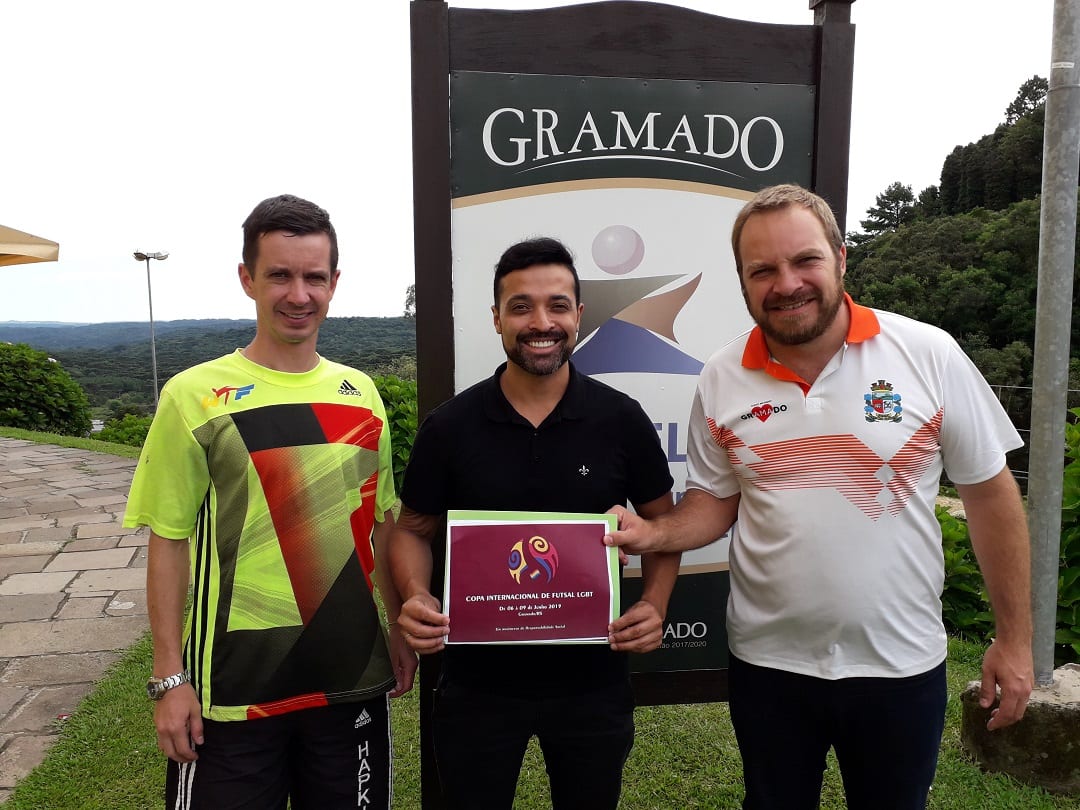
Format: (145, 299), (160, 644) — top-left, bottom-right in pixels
(443, 510), (620, 644)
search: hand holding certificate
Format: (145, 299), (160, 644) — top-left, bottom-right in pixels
(443, 510), (620, 644)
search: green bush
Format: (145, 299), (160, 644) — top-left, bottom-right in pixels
(372, 374), (417, 494)
(937, 412), (1080, 667)
(0, 343), (92, 436)
(96, 414), (153, 448)
(105, 396), (150, 420)
(1055, 409), (1080, 662)
(938, 506), (994, 642)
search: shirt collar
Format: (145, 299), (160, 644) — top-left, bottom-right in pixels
(482, 361), (584, 424)
(741, 293), (880, 371)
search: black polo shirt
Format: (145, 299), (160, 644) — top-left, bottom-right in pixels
(401, 362), (673, 696)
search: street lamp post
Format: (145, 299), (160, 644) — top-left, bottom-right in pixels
(133, 251), (169, 409)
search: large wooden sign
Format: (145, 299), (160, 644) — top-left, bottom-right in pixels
(410, 1), (854, 804)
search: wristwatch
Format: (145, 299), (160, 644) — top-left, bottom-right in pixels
(146, 670), (190, 700)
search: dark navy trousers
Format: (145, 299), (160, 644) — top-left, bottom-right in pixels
(729, 654), (947, 810)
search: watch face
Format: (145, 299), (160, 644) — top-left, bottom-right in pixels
(146, 679), (163, 700)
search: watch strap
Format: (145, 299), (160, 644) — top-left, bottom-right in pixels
(147, 670), (190, 700)
(159, 671), (189, 690)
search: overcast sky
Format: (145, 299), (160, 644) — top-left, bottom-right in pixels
(1, 0), (1054, 324)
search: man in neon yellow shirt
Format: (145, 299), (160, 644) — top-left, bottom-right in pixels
(124, 195), (413, 809)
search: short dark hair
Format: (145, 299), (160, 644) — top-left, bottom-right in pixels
(493, 237), (580, 306)
(731, 184), (843, 274)
(241, 194), (338, 272)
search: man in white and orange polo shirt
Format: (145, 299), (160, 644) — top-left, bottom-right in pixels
(607, 184), (1033, 810)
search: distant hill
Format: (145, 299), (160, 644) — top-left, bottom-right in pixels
(1, 317), (416, 408)
(0, 319), (254, 350)
(0, 320), (91, 327)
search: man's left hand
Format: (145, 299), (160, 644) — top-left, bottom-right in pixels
(980, 638), (1034, 730)
(387, 624), (419, 698)
(608, 600), (664, 653)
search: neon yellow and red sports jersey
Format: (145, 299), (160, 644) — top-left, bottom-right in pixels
(124, 350), (397, 721)
(688, 296), (1022, 680)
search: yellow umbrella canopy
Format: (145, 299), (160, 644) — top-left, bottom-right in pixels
(0, 224), (59, 267)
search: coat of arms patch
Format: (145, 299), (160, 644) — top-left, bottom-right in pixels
(864, 379), (902, 423)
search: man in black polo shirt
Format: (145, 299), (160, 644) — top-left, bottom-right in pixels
(389, 237), (679, 809)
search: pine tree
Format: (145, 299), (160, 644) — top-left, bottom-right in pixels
(859, 182), (915, 234)
(1004, 76), (1049, 124)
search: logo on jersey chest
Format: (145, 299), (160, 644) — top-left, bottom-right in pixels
(338, 379), (364, 397)
(202, 383), (255, 409)
(864, 379), (902, 423)
(740, 401), (788, 423)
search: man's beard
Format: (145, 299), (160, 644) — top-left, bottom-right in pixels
(505, 330), (574, 376)
(747, 271), (845, 346)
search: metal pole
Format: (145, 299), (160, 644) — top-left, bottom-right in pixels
(1029, 0), (1080, 686)
(145, 256), (160, 411)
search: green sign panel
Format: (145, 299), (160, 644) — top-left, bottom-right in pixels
(451, 71), (815, 197)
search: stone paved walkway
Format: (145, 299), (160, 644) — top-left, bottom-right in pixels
(0, 438), (147, 804)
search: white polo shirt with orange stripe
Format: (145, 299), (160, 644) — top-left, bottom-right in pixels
(686, 295), (1022, 679)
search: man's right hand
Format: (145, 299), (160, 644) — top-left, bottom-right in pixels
(604, 505), (661, 555)
(398, 592), (450, 654)
(154, 684), (203, 763)
(605, 490), (740, 555)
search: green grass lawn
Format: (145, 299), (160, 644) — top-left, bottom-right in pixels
(4, 637), (1072, 809)
(0, 426), (141, 459)
(2, 430), (1071, 808)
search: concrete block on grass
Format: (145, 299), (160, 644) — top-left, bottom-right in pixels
(961, 664), (1080, 795)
